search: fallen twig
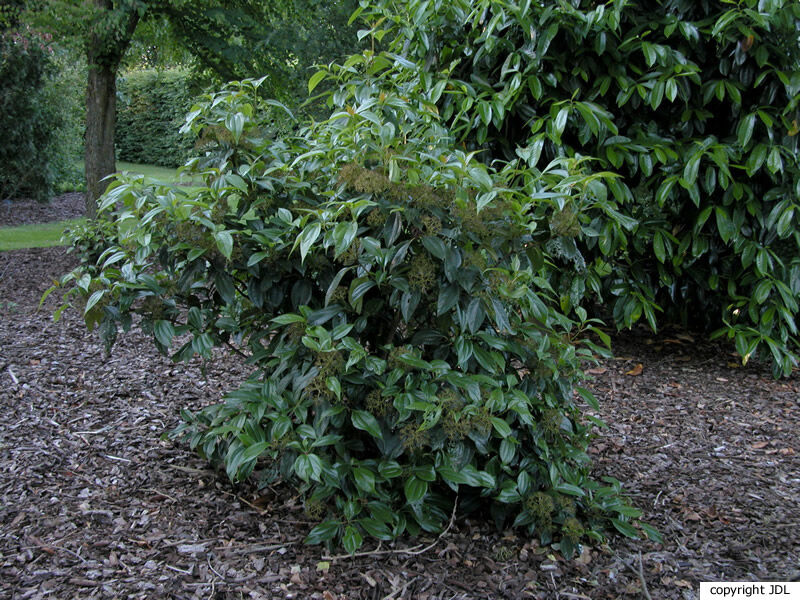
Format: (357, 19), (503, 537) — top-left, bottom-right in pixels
(383, 575), (418, 600)
(213, 542), (296, 554)
(622, 551), (653, 600)
(143, 488), (179, 503)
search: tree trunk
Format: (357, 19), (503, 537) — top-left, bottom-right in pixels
(84, 59), (117, 219)
(83, 1), (140, 218)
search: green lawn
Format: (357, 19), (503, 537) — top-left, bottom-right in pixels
(1, 162), (199, 252)
(0, 219), (85, 251)
(116, 161), (199, 185)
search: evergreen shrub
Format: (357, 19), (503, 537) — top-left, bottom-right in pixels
(355, 0), (800, 377)
(54, 71), (657, 555)
(0, 28), (60, 202)
(116, 68), (196, 167)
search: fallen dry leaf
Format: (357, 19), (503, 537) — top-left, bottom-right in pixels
(586, 367), (607, 375)
(625, 363), (644, 376)
(575, 548), (592, 566)
(751, 441), (769, 449)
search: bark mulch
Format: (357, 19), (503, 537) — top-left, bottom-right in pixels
(0, 196), (797, 599)
(1, 194), (87, 228)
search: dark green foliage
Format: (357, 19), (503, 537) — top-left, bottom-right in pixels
(116, 68), (196, 167)
(0, 0), (24, 30)
(158, 0), (360, 109)
(0, 28), (59, 202)
(54, 71), (657, 555)
(48, 45), (86, 194)
(356, 0), (800, 377)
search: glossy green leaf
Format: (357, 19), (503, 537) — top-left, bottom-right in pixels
(352, 410), (382, 439)
(404, 476), (428, 503)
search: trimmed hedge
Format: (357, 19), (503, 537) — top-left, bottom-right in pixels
(116, 68), (196, 168)
(0, 30), (60, 202)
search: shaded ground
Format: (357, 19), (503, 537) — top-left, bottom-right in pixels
(1, 194), (86, 228)
(0, 197), (798, 599)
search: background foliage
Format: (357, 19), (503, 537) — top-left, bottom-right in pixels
(354, 0), (800, 377)
(116, 68), (196, 167)
(47, 44), (86, 193)
(0, 28), (56, 202)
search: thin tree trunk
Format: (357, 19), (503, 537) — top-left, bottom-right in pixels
(84, 59), (117, 219)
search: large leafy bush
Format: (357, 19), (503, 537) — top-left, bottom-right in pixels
(55, 68), (656, 554)
(354, 0), (800, 376)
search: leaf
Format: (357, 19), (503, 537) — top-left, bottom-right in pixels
(625, 363), (643, 376)
(499, 438), (516, 464)
(352, 410), (382, 439)
(214, 230), (234, 259)
(349, 277), (376, 304)
(736, 113), (756, 147)
(84, 289), (105, 313)
(490, 416), (512, 438)
(655, 177), (676, 207)
(214, 272), (235, 304)
(683, 154), (701, 186)
(611, 518), (639, 539)
(404, 476), (428, 503)
(753, 279), (772, 304)
(746, 144), (767, 175)
(464, 297), (485, 333)
(308, 70), (327, 94)
(272, 313), (306, 325)
(641, 42), (657, 67)
(298, 223), (321, 263)
(400, 291), (421, 322)
(333, 221), (358, 257)
(468, 166), (493, 192)
(358, 518), (391, 540)
(154, 320), (175, 347)
(315, 561), (331, 573)
(766, 147), (783, 174)
(225, 112), (245, 144)
(555, 483), (586, 497)
(653, 231), (666, 263)
(638, 522), (663, 544)
(437, 284), (459, 315)
(353, 466), (375, 493)
(241, 441), (269, 462)
(325, 267), (351, 306)
(305, 520), (340, 545)
(714, 206), (735, 244)
(421, 236), (446, 259)
(553, 107), (569, 138)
